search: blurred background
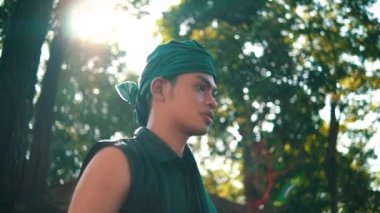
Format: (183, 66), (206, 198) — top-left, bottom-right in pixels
(0, 0), (379, 212)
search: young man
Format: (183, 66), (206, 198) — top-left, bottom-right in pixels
(69, 40), (218, 212)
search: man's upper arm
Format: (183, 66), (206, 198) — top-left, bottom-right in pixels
(69, 146), (130, 213)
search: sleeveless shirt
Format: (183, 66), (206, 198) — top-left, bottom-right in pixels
(79, 127), (217, 213)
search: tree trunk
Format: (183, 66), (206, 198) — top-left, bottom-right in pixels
(239, 124), (276, 212)
(326, 99), (339, 213)
(240, 126), (257, 208)
(23, 20), (65, 209)
(22, 0), (72, 211)
(0, 0), (54, 211)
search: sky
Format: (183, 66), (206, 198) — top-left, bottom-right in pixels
(69, 0), (180, 74)
(68, 0), (380, 172)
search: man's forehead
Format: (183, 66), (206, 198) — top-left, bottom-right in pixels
(181, 72), (217, 88)
(195, 74), (217, 88)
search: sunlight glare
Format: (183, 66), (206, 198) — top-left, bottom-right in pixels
(70, 0), (128, 43)
(69, 0), (180, 73)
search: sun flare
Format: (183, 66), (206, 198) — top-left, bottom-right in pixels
(69, 0), (129, 43)
(68, 0), (180, 73)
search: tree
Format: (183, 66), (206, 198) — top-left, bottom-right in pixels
(0, 0), (54, 211)
(19, 1), (74, 211)
(47, 39), (138, 185)
(0, 0), (148, 211)
(159, 0), (380, 211)
(281, 1), (380, 211)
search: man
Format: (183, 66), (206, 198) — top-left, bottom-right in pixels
(69, 40), (218, 212)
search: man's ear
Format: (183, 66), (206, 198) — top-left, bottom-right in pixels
(150, 77), (168, 102)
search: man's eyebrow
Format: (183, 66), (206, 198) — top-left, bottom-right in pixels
(195, 75), (217, 91)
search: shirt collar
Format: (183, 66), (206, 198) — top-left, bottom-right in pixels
(134, 127), (193, 163)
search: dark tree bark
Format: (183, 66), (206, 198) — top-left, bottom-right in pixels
(20, 1), (73, 211)
(326, 100), (339, 213)
(26, 16), (64, 196)
(0, 0), (54, 211)
(240, 124), (276, 212)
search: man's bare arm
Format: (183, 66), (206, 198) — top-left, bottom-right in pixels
(68, 146), (130, 213)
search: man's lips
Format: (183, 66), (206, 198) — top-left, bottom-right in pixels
(201, 111), (214, 123)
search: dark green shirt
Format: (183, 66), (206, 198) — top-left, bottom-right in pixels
(80, 127), (217, 213)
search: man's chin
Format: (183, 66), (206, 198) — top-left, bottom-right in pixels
(189, 127), (209, 136)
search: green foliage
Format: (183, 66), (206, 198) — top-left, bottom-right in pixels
(203, 167), (245, 203)
(338, 142), (379, 212)
(44, 0), (156, 185)
(159, 0), (380, 211)
(48, 39), (138, 184)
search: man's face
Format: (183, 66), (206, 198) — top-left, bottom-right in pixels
(164, 72), (218, 136)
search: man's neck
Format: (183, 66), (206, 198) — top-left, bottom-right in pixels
(146, 123), (189, 157)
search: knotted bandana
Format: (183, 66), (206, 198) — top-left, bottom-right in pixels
(115, 40), (216, 126)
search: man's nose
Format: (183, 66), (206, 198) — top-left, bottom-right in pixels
(206, 93), (218, 108)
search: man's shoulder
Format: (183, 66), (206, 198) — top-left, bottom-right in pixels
(96, 137), (143, 155)
(98, 138), (136, 146)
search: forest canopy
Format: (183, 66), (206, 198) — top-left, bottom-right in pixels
(0, 0), (379, 212)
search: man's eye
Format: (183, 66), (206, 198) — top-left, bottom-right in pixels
(212, 91), (218, 98)
(197, 84), (206, 92)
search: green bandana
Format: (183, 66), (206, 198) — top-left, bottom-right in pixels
(115, 40), (216, 126)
